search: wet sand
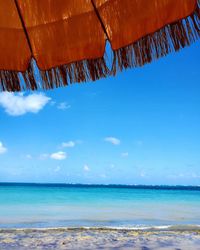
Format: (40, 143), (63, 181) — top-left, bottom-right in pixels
(0, 228), (200, 250)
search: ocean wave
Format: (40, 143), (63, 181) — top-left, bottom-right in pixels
(1, 224), (200, 233)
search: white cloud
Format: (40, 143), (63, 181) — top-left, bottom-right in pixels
(121, 152), (129, 157)
(140, 171), (146, 177)
(25, 154), (32, 159)
(0, 92), (51, 116)
(57, 102), (71, 110)
(110, 164), (115, 169)
(62, 141), (75, 148)
(0, 142), (7, 154)
(83, 164), (90, 172)
(50, 151), (67, 160)
(104, 137), (120, 145)
(54, 166), (61, 172)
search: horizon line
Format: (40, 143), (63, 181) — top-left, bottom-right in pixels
(0, 182), (200, 188)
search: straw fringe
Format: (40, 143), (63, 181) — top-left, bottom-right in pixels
(0, 1), (199, 92)
(0, 57), (109, 91)
(111, 1), (200, 74)
(38, 57), (110, 90)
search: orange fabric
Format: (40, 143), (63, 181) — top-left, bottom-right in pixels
(0, 0), (197, 71)
(0, 0), (31, 71)
(95, 0), (197, 50)
(18, 0), (106, 70)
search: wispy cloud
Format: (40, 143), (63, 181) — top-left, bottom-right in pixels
(110, 164), (115, 169)
(57, 102), (71, 110)
(50, 151), (67, 160)
(25, 154), (32, 159)
(0, 92), (50, 116)
(50, 101), (56, 106)
(39, 153), (49, 160)
(140, 171), (147, 177)
(191, 173), (200, 179)
(104, 137), (120, 145)
(168, 173), (200, 179)
(121, 152), (129, 157)
(54, 166), (61, 172)
(83, 164), (90, 172)
(100, 174), (107, 179)
(62, 141), (75, 148)
(0, 142), (7, 154)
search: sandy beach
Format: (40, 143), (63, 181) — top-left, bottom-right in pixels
(0, 228), (200, 250)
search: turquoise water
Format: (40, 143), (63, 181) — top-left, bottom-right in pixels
(0, 184), (200, 229)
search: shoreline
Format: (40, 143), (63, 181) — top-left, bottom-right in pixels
(1, 228), (200, 250)
(1, 224), (200, 231)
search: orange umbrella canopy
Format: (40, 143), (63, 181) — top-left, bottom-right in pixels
(0, 0), (199, 91)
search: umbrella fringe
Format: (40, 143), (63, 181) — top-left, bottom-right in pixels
(0, 57), (109, 92)
(0, 71), (21, 92)
(37, 57), (110, 90)
(111, 1), (200, 74)
(0, 1), (199, 92)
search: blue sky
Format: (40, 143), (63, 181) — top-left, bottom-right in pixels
(0, 42), (200, 185)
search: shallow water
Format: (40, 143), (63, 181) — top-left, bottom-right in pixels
(0, 183), (200, 229)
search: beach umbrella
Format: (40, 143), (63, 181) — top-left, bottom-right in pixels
(0, 0), (199, 92)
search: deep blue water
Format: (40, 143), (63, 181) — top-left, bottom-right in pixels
(0, 183), (200, 228)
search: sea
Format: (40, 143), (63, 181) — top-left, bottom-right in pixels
(0, 183), (200, 230)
